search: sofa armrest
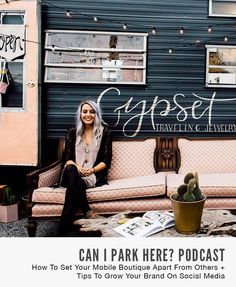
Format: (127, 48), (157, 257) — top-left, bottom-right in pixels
(27, 160), (63, 202)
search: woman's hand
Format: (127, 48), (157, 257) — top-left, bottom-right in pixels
(80, 168), (94, 176)
(81, 162), (107, 176)
(65, 161), (85, 175)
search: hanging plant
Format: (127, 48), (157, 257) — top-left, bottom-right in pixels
(0, 60), (10, 94)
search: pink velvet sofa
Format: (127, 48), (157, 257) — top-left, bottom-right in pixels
(26, 137), (236, 236)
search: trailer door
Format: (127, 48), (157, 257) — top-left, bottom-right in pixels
(0, 0), (41, 166)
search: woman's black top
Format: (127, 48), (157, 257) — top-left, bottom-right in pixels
(62, 125), (112, 186)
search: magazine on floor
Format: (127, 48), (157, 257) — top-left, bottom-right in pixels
(113, 211), (175, 237)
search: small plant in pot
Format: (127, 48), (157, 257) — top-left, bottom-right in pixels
(170, 172), (206, 234)
(0, 186), (18, 223)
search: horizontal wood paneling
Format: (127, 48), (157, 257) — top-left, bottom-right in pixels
(41, 0), (236, 140)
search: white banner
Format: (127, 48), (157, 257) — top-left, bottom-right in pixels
(0, 25), (25, 60)
(0, 237), (235, 287)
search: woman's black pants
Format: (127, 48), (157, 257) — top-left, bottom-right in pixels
(57, 164), (90, 236)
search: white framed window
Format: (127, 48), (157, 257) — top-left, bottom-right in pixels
(0, 11), (25, 24)
(0, 11), (25, 110)
(209, 0), (236, 17)
(206, 45), (236, 87)
(44, 30), (147, 85)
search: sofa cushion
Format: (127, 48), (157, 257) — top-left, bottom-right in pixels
(89, 197), (171, 214)
(32, 204), (63, 217)
(178, 138), (236, 174)
(31, 197), (172, 217)
(166, 173), (236, 197)
(87, 172), (166, 202)
(32, 172), (166, 205)
(32, 187), (66, 204)
(108, 139), (156, 180)
(31, 197), (236, 217)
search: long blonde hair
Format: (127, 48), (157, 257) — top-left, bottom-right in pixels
(75, 100), (105, 146)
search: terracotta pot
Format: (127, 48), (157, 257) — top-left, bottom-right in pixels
(0, 203), (18, 223)
(170, 194), (206, 234)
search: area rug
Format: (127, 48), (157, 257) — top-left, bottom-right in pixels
(0, 218), (58, 237)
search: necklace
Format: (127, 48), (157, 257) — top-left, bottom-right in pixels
(84, 143), (90, 165)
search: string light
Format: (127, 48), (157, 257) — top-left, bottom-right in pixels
(1, 0), (236, 53)
(66, 10), (72, 18)
(36, 0), (236, 41)
(208, 26), (212, 33)
(168, 49), (173, 54)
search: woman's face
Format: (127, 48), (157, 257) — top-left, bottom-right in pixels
(80, 103), (96, 126)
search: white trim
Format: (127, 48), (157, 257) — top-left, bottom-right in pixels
(0, 107), (25, 112)
(0, 162), (37, 166)
(45, 63), (145, 69)
(44, 29), (148, 37)
(45, 46), (145, 53)
(206, 44), (236, 49)
(209, 0), (213, 16)
(209, 0), (236, 17)
(44, 79), (146, 85)
(206, 84), (236, 87)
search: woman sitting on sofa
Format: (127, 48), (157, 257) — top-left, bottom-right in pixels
(57, 100), (112, 236)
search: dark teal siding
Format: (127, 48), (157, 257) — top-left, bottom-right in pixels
(41, 0), (236, 140)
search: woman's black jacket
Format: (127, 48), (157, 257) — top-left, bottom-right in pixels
(62, 125), (112, 186)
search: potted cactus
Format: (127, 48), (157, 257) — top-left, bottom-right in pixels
(170, 172), (206, 234)
(0, 186), (18, 223)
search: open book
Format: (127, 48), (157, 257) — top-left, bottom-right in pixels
(113, 211), (175, 237)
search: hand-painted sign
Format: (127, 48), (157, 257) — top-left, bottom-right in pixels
(98, 87), (236, 137)
(0, 25), (25, 60)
